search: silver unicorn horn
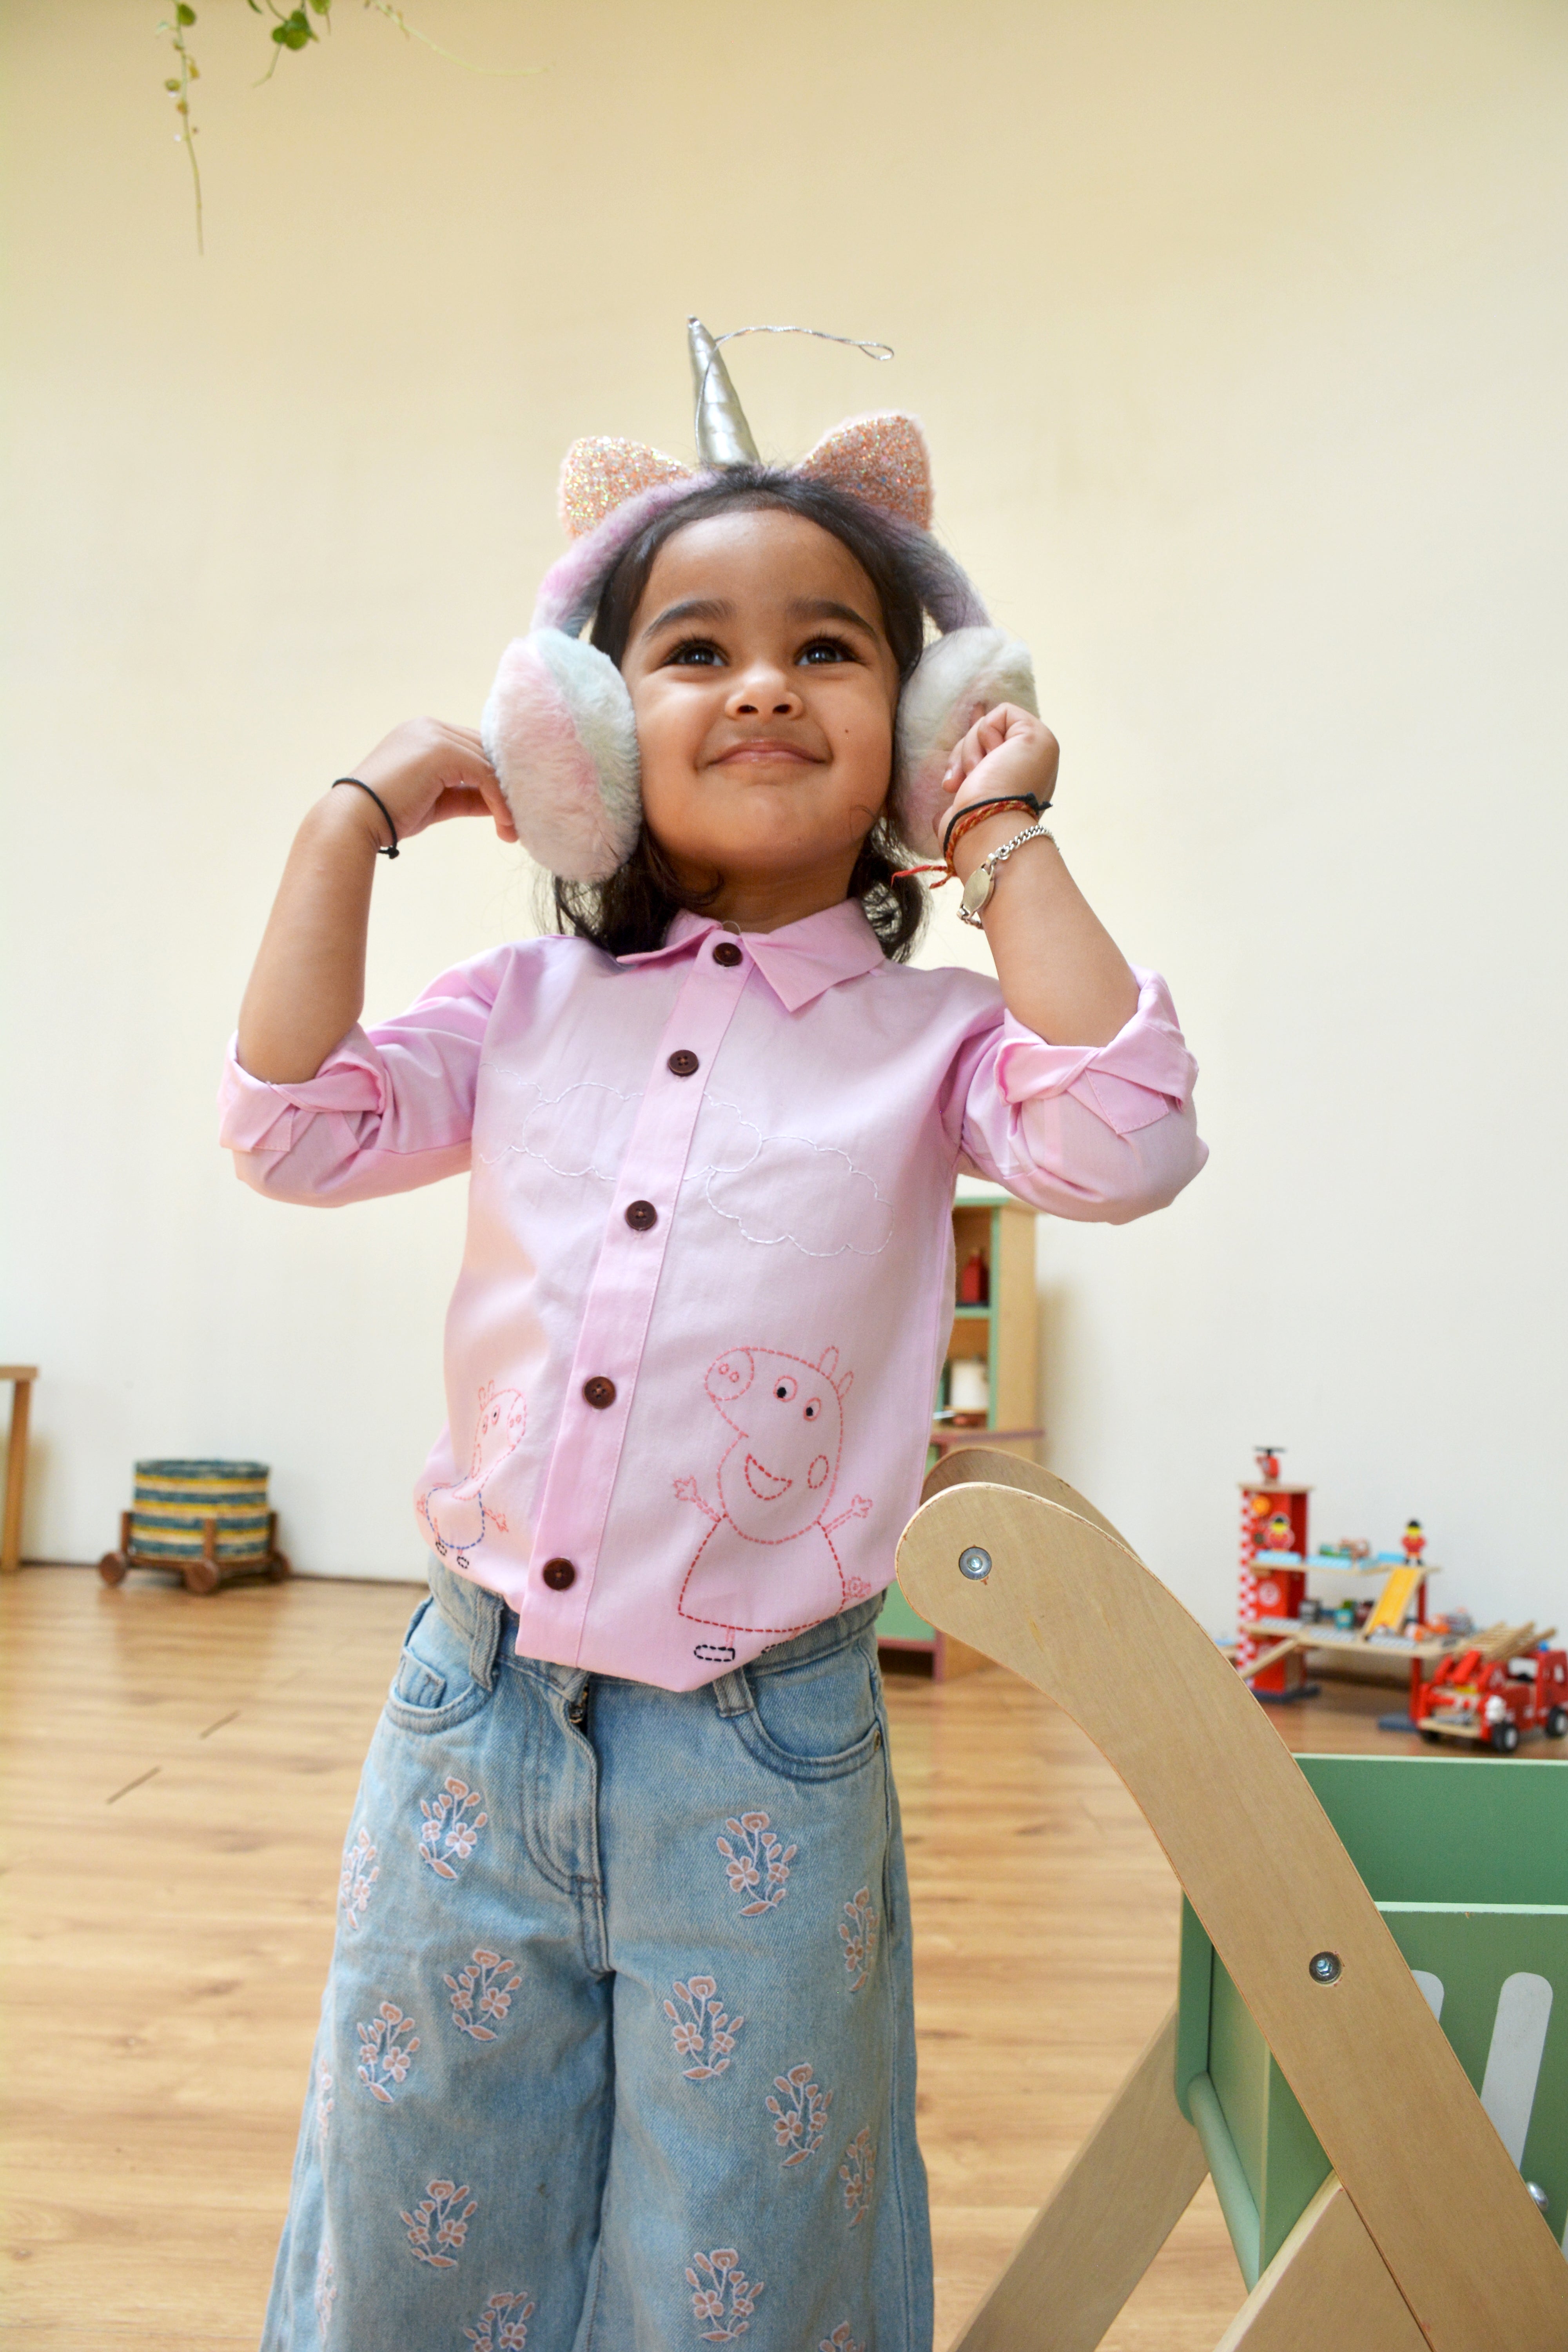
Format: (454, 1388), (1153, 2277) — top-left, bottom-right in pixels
(688, 317), (760, 468)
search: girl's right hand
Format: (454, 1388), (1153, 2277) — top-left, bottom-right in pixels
(339, 719), (518, 846)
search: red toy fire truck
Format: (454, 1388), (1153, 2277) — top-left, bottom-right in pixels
(1412, 1641), (1568, 1753)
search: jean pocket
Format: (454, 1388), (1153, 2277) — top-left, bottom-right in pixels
(729, 1634), (885, 1783)
(383, 1594), (495, 1735)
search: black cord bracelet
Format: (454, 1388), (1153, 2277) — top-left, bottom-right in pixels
(938, 790), (1044, 858)
(332, 776), (399, 858)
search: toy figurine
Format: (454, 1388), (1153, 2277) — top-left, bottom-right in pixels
(1402, 1519), (1426, 1564)
(1265, 1510), (1294, 1553)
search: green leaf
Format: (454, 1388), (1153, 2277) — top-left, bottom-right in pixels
(164, 76), (182, 91)
(308, 0), (332, 13)
(176, 4), (196, 22)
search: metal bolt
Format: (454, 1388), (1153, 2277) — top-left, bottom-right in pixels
(1308, 1950), (1342, 1985)
(1526, 2182), (1549, 2215)
(958, 1546), (992, 1581)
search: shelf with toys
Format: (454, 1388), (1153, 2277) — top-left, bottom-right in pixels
(878, 1179), (1043, 1679)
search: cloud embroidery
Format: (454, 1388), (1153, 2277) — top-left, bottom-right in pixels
(478, 1077), (641, 1185)
(693, 1101), (894, 1259)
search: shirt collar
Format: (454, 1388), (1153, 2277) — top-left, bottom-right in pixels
(616, 899), (887, 1012)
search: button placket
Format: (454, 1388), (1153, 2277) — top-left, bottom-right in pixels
(524, 934), (751, 1649)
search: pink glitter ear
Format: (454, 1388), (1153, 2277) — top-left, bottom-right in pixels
(794, 413), (933, 530)
(558, 436), (695, 539)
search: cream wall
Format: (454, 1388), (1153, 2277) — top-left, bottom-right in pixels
(4, 0), (1564, 1633)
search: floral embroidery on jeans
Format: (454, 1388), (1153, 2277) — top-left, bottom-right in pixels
(418, 1778), (489, 1879)
(401, 2177), (477, 2267)
(339, 1825), (379, 1928)
(446, 1949), (523, 2042)
(315, 2061), (334, 2143)
(357, 2001), (420, 2102)
(685, 2248), (764, 2341)
(465, 2290), (536, 2348)
(766, 2061), (831, 2163)
(819, 2330), (864, 2352)
(838, 1887), (878, 1991)
(716, 1812), (796, 1914)
(839, 2128), (876, 2227)
(314, 2244), (336, 2332)
(664, 1975), (746, 2079)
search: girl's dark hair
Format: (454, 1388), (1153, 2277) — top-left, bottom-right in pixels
(548, 467), (985, 962)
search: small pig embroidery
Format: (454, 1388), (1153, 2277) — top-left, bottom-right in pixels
(418, 1381), (526, 1572)
(675, 1345), (873, 1661)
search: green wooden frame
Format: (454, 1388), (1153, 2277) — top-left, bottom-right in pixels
(1176, 1755), (1568, 2285)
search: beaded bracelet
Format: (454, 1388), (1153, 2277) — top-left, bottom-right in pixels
(332, 776), (400, 858)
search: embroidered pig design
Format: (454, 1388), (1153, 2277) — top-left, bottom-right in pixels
(418, 1382), (526, 1572)
(675, 1345), (873, 1661)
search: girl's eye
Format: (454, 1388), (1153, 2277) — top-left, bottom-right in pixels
(804, 1399), (820, 1419)
(798, 635), (857, 666)
(662, 637), (725, 668)
(773, 1376), (797, 1401)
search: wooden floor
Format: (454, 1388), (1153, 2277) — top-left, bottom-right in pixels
(0, 1566), (1431, 2349)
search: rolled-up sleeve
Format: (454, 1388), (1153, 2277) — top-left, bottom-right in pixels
(958, 967), (1207, 1222)
(218, 959), (501, 1205)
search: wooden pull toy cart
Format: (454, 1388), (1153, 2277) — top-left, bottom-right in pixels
(897, 1449), (1568, 2352)
(98, 1458), (290, 1595)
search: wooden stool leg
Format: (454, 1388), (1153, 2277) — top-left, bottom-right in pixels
(2, 1374), (33, 1572)
(951, 2003), (1209, 2352)
(1216, 2177), (1425, 2352)
(183, 1519), (221, 1595)
(98, 1510), (131, 1586)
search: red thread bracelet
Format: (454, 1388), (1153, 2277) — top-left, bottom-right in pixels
(893, 795), (1042, 884)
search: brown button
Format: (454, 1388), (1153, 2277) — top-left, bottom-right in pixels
(582, 1376), (616, 1410)
(712, 941), (743, 967)
(542, 1557), (576, 1591)
(666, 1049), (700, 1078)
(624, 1199), (658, 1231)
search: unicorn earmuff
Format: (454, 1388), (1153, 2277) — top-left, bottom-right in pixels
(481, 319), (1039, 882)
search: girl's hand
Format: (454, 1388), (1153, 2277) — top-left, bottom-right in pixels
(238, 721), (513, 1084)
(939, 703), (1060, 843)
(340, 718), (517, 846)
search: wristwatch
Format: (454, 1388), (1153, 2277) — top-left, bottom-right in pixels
(958, 822), (1055, 927)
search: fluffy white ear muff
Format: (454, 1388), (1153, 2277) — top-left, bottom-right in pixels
(892, 626), (1039, 858)
(482, 628), (641, 884)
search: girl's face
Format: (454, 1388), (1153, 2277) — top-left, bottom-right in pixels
(619, 507), (902, 927)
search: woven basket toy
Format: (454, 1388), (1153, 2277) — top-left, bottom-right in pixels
(99, 1458), (291, 1594)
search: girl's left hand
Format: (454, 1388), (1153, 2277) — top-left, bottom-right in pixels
(940, 703), (1060, 838)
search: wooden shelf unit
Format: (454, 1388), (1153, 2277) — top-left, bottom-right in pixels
(878, 1181), (1042, 1680)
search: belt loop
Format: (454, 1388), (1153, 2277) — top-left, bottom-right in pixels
(467, 1586), (504, 1691)
(711, 1664), (754, 1719)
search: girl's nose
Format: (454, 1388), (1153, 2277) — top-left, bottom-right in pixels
(726, 666), (803, 721)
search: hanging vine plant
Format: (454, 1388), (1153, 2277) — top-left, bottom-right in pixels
(158, 0), (539, 252)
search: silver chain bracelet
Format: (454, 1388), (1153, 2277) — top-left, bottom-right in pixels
(958, 821), (1054, 927)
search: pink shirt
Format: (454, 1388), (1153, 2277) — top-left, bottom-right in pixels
(220, 902), (1205, 1689)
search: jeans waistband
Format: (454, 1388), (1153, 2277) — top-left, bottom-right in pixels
(424, 1551), (885, 1699)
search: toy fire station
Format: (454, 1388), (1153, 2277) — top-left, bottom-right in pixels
(1233, 1446), (1566, 1749)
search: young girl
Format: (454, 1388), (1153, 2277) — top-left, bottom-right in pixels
(224, 350), (1204, 2352)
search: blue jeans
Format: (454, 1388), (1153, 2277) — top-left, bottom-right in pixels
(262, 1556), (932, 2351)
